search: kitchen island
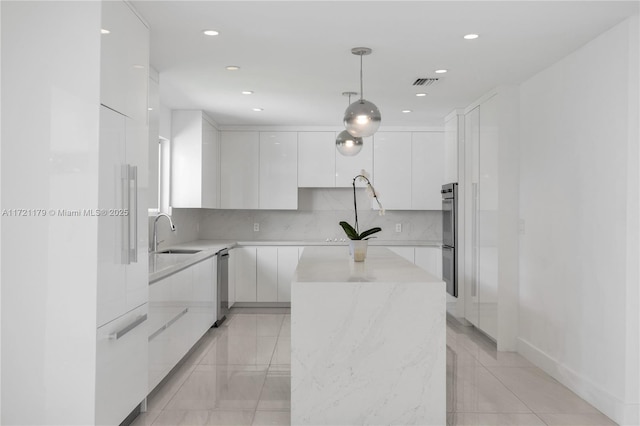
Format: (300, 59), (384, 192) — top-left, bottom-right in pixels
(291, 246), (446, 425)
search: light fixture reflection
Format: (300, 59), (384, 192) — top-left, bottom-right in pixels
(336, 130), (363, 156)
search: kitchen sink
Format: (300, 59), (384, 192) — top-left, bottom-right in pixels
(156, 249), (201, 254)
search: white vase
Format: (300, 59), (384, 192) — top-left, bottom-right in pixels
(349, 240), (369, 262)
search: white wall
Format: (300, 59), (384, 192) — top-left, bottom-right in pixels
(1, 2), (102, 424)
(518, 16), (639, 425)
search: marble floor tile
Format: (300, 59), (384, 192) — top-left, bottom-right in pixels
(488, 366), (599, 414)
(257, 370), (291, 411)
(135, 310), (617, 426)
(536, 412), (618, 425)
(251, 410), (291, 426)
(199, 329), (278, 366)
(165, 365), (268, 411)
(447, 412), (547, 426)
(206, 410), (254, 425)
(270, 336), (291, 366)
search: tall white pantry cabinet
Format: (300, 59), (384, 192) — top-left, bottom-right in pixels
(1, 2), (149, 425)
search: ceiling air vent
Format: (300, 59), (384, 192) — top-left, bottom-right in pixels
(412, 78), (439, 86)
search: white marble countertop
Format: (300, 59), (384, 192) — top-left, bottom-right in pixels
(294, 246), (442, 283)
(148, 239), (441, 283)
(236, 239), (442, 247)
(148, 239), (235, 284)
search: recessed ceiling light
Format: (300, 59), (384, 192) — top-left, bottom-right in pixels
(226, 65), (240, 71)
(148, 107), (153, 111)
(101, 29), (110, 34)
(203, 30), (219, 36)
(132, 64), (145, 69)
(252, 108), (263, 112)
(402, 110), (412, 113)
(435, 69), (448, 74)
(416, 93), (427, 97)
(242, 91), (253, 95)
(464, 34), (479, 40)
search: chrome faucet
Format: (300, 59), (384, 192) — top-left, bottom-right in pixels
(152, 213), (176, 253)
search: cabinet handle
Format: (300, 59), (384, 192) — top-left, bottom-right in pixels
(109, 314), (147, 340)
(148, 308), (189, 341)
(130, 165), (138, 263)
(121, 164), (131, 265)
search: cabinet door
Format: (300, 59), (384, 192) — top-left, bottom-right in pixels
(277, 247), (301, 302)
(444, 114), (460, 183)
(220, 132), (259, 209)
(464, 106), (480, 328)
(298, 132), (336, 187)
(415, 247), (442, 279)
(201, 120), (219, 208)
(100, 0), (148, 121)
(373, 132), (412, 210)
(235, 247), (257, 302)
(259, 132), (298, 209)
(97, 106), (127, 327)
(411, 132), (445, 210)
(96, 303), (148, 426)
(192, 257), (216, 329)
(388, 247), (414, 263)
(335, 136), (373, 187)
(257, 247), (278, 302)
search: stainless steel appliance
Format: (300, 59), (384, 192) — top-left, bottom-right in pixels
(215, 248), (230, 326)
(441, 183), (458, 297)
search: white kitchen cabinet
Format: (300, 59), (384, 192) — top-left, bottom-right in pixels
(415, 246), (443, 279)
(192, 257), (217, 327)
(96, 303), (148, 426)
(388, 247), (415, 263)
(444, 111), (463, 183)
(336, 136), (374, 187)
(235, 246), (258, 302)
(298, 132), (336, 187)
(148, 256), (218, 392)
(257, 247), (279, 301)
(411, 132), (445, 210)
(171, 111), (219, 209)
(220, 131), (260, 209)
(100, 0), (148, 122)
(97, 106), (148, 328)
(259, 132), (298, 209)
(373, 132), (412, 209)
(277, 247), (302, 302)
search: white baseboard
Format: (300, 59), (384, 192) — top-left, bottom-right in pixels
(517, 337), (639, 426)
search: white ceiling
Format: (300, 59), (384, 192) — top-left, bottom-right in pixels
(132, 1), (639, 128)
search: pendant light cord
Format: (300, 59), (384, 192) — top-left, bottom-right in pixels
(359, 53), (364, 101)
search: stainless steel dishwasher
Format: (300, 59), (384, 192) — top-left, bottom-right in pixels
(215, 248), (229, 327)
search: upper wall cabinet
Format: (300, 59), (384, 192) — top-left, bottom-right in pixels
(373, 132), (412, 209)
(100, 1), (148, 122)
(220, 131), (260, 209)
(260, 132), (298, 209)
(412, 132), (445, 210)
(171, 111), (220, 209)
(373, 131), (445, 210)
(298, 131), (373, 188)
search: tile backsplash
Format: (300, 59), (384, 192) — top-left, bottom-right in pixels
(150, 189), (442, 249)
(198, 189), (442, 242)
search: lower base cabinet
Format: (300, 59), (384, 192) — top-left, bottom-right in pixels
(148, 256), (216, 392)
(233, 246), (302, 303)
(96, 303), (148, 426)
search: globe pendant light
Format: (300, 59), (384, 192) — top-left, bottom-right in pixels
(344, 47), (381, 138)
(337, 92), (363, 156)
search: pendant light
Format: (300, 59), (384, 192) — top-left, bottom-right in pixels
(337, 92), (363, 156)
(344, 47), (381, 138)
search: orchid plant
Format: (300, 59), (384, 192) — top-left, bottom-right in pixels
(339, 170), (385, 240)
